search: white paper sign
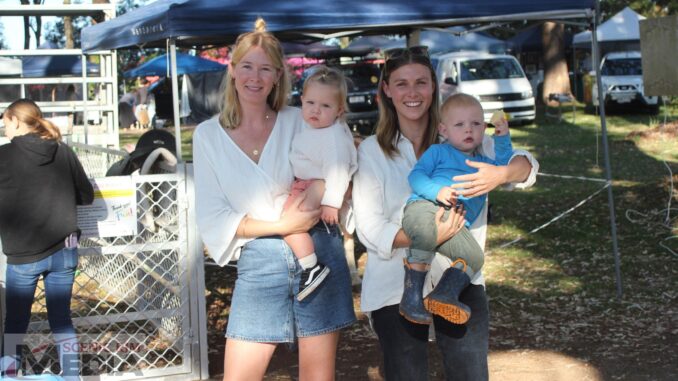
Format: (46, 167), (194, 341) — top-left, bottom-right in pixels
(78, 177), (137, 238)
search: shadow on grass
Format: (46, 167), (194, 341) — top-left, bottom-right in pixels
(481, 102), (677, 380)
(200, 104), (676, 380)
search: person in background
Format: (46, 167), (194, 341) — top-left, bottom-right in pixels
(192, 19), (355, 381)
(0, 99), (94, 379)
(353, 46), (538, 381)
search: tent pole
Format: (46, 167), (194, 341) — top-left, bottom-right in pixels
(169, 39), (183, 162)
(81, 54), (89, 145)
(592, 0), (623, 299)
(407, 29), (421, 47)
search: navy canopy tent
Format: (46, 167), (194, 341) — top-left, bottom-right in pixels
(281, 40), (340, 56)
(81, 2), (624, 303)
(22, 42), (99, 77)
(346, 35), (404, 52)
(81, 0), (593, 52)
(508, 23), (573, 51)
(347, 27), (507, 54)
(421, 27), (507, 54)
(124, 53), (226, 78)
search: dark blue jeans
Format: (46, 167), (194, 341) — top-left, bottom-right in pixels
(3, 247), (80, 377)
(372, 284), (489, 381)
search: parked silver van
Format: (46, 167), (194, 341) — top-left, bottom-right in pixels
(431, 52), (536, 124)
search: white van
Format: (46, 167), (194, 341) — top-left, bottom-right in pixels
(591, 51), (661, 113)
(431, 52), (536, 124)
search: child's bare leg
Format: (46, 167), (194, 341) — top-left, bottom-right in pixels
(283, 180), (324, 268)
(283, 233), (314, 260)
(298, 180), (325, 212)
(286, 179), (330, 301)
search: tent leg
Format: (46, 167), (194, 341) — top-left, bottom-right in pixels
(593, 0), (623, 299)
(170, 39), (183, 162)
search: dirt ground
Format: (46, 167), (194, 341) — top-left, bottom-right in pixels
(204, 257), (675, 381)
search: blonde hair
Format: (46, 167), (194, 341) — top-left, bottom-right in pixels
(302, 65), (349, 119)
(440, 93), (483, 117)
(219, 18), (291, 129)
(375, 53), (440, 158)
(3, 98), (61, 141)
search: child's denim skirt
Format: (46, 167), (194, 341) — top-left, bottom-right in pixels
(226, 223), (356, 342)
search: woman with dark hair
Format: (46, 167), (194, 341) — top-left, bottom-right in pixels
(192, 19), (355, 380)
(1, 98), (94, 378)
(353, 47), (539, 380)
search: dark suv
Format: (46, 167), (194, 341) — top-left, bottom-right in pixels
(290, 62), (380, 136)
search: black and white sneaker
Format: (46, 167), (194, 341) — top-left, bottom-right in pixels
(297, 263), (330, 301)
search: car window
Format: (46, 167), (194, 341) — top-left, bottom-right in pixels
(601, 58), (642, 76)
(339, 64), (381, 91)
(460, 58), (524, 81)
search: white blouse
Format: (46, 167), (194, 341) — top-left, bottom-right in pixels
(353, 134), (539, 313)
(289, 120), (358, 209)
(193, 107), (303, 266)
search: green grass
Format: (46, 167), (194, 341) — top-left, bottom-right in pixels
(119, 125), (195, 161)
(485, 101), (677, 379)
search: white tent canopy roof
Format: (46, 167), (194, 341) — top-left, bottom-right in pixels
(0, 56), (22, 76)
(573, 6), (645, 47)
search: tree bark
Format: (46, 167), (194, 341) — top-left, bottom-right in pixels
(542, 22), (572, 106)
(64, 0), (74, 48)
(21, 0), (30, 49)
(33, 0), (42, 46)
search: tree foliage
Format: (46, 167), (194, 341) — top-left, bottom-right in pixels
(600, 0), (678, 19)
(44, 15), (89, 48)
(41, 0), (152, 89)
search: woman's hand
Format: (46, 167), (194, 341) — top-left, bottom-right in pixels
(435, 205), (466, 246)
(279, 196), (321, 235)
(450, 160), (509, 198)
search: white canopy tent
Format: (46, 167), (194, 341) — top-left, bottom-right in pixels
(573, 6), (645, 47)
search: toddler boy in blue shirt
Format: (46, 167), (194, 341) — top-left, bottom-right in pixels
(400, 93), (513, 325)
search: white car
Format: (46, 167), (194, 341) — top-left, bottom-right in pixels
(431, 52), (535, 125)
(591, 51), (662, 113)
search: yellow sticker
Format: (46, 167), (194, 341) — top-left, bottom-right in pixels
(371, 75), (378, 84)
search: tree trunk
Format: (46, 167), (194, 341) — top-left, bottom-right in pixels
(33, 0), (42, 45)
(541, 22), (572, 106)
(21, 0), (30, 49)
(64, 0), (74, 48)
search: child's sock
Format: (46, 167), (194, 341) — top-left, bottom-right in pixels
(298, 253), (318, 269)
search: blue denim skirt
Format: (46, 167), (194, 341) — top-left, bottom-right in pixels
(226, 224), (356, 342)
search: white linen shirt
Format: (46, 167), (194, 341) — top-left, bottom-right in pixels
(193, 107), (303, 266)
(289, 120), (358, 209)
(353, 133), (539, 313)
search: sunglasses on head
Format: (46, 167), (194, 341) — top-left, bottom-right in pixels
(383, 46), (430, 62)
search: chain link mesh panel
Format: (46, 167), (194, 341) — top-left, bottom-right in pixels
(17, 144), (195, 379)
(71, 142), (128, 178)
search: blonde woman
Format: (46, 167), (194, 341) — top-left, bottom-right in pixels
(192, 20), (355, 381)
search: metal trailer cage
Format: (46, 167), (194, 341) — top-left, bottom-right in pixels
(0, 3), (119, 148)
(0, 143), (208, 380)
